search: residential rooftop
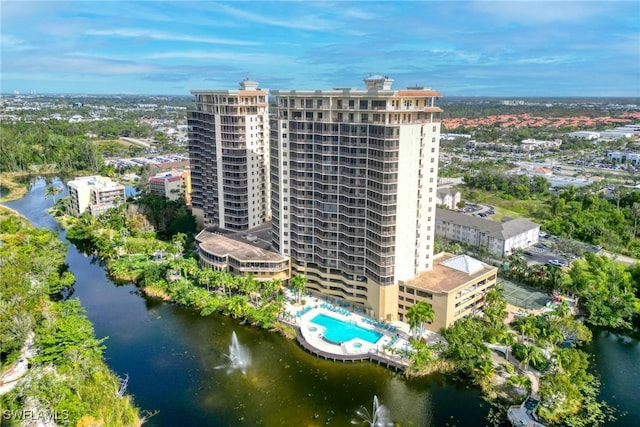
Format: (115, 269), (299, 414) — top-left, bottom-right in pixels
(436, 208), (539, 240)
(195, 222), (286, 262)
(403, 253), (497, 293)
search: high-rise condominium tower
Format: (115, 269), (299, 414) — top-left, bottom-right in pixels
(188, 79), (270, 230)
(270, 76), (442, 321)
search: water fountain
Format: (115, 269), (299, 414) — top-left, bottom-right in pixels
(226, 331), (251, 374)
(352, 395), (393, 427)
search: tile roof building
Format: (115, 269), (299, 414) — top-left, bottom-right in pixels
(399, 253), (498, 331)
(435, 208), (540, 257)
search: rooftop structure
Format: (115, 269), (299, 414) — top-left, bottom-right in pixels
(195, 222), (290, 282)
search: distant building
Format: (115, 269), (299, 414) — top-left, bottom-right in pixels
(435, 208), (540, 257)
(526, 167), (553, 176)
(149, 169), (191, 203)
(566, 131), (600, 140)
(435, 189), (461, 210)
(398, 253), (498, 331)
(520, 138), (562, 151)
(607, 151), (640, 165)
(67, 175), (126, 217)
(599, 129), (636, 140)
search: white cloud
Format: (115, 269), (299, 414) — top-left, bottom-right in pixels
(215, 3), (338, 31)
(85, 29), (262, 46)
(515, 55), (580, 65)
(0, 34), (34, 51)
(145, 50), (291, 64)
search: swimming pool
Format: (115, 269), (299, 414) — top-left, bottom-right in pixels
(310, 313), (383, 344)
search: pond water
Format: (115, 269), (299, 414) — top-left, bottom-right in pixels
(4, 176), (638, 426)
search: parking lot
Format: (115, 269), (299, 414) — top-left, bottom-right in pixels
(520, 241), (570, 267)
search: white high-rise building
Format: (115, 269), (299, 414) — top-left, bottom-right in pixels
(188, 79), (270, 230)
(270, 76), (442, 320)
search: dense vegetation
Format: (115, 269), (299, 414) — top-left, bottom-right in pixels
(462, 169), (640, 257)
(0, 207), (140, 426)
(59, 199), (294, 336)
(0, 99), (188, 175)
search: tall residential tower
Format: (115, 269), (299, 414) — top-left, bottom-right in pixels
(270, 76), (442, 320)
(188, 79), (270, 230)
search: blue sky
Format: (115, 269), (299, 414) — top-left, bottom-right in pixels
(1, 1), (639, 96)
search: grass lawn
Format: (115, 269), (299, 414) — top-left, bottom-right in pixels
(459, 187), (553, 222)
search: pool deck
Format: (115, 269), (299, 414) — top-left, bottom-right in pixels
(282, 291), (446, 371)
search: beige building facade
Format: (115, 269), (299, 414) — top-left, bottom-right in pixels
(188, 79), (270, 230)
(398, 253), (498, 331)
(149, 169), (191, 203)
(67, 175), (126, 217)
(269, 76), (442, 321)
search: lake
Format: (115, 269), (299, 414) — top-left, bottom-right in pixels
(4, 176), (638, 426)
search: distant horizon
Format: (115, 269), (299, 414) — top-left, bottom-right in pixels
(2, 1), (638, 97)
(2, 92), (639, 102)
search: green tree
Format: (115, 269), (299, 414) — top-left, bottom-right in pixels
(406, 301), (435, 340)
(290, 275), (307, 304)
(483, 287), (507, 327)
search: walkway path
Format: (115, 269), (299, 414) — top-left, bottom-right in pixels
(0, 332), (36, 395)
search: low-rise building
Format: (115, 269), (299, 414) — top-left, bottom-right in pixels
(398, 253), (498, 331)
(149, 169), (191, 203)
(567, 131), (600, 140)
(435, 208), (540, 257)
(435, 189), (461, 210)
(607, 150), (640, 165)
(67, 175), (126, 217)
(195, 222), (290, 282)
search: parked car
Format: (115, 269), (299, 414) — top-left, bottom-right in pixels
(546, 259), (566, 267)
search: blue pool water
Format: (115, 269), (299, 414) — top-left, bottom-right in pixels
(310, 313), (383, 344)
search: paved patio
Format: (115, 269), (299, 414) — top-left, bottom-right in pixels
(282, 291), (445, 361)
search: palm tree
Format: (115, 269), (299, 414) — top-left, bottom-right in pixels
(45, 185), (61, 204)
(225, 294), (248, 318)
(290, 275), (307, 304)
(519, 344), (544, 372)
(472, 359), (495, 389)
(172, 232), (187, 258)
(545, 327), (564, 352)
(516, 316), (539, 344)
(406, 301), (435, 340)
